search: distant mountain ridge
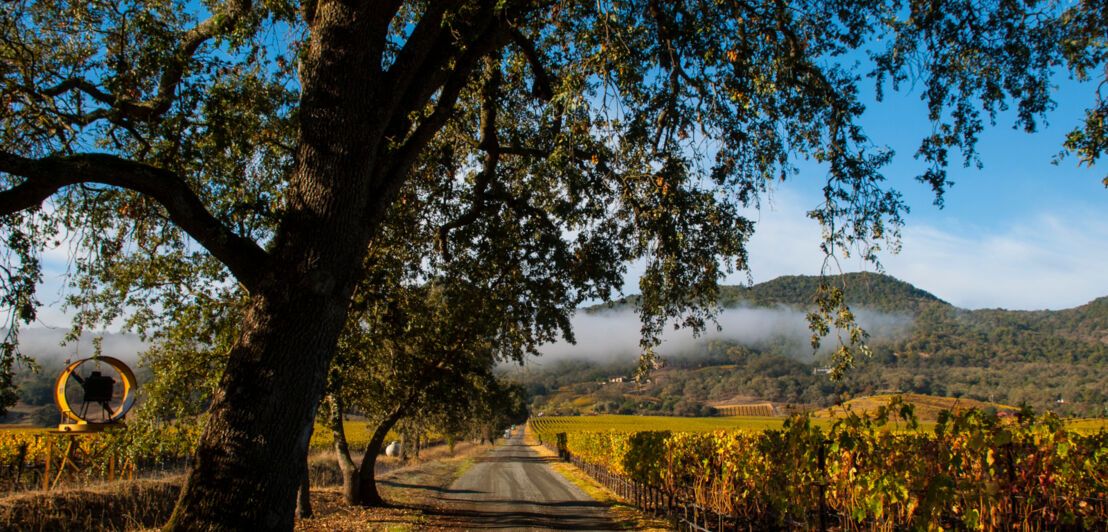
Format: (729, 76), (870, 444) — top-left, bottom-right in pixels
(717, 272), (948, 314)
(596, 272), (950, 314)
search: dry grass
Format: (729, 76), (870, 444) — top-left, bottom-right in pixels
(812, 393), (1017, 421)
(0, 476), (182, 532)
(0, 439), (490, 532)
(3, 435), (647, 531)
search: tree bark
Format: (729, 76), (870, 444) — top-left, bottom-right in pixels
(296, 457), (312, 519)
(356, 404), (408, 507)
(327, 393), (360, 505)
(163, 8), (386, 526)
(164, 283), (357, 530)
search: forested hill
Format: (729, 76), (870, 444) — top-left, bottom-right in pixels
(521, 274), (1108, 418)
(717, 272), (948, 313)
(595, 272), (948, 314)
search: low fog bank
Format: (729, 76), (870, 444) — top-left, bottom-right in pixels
(533, 304), (913, 364)
(10, 327), (147, 365)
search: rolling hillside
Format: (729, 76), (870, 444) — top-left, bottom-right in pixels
(512, 273), (1108, 418)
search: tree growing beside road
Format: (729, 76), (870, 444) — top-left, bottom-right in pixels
(1, 1), (1104, 529)
(324, 278), (533, 507)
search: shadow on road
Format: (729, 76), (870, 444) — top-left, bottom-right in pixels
(472, 454), (559, 464)
(422, 435), (623, 530)
(423, 504), (618, 530)
(377, 479), (483, 496)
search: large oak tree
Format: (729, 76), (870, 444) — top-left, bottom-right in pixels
(1, 0), (1104, 529)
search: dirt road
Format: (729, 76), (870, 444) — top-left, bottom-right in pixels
(433, 431), (620, 531)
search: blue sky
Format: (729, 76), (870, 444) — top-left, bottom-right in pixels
(728, 76), (1108, 310)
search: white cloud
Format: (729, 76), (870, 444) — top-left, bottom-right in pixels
(13, 327), (146, 365)
(887, 213), (1108, 310)
(727, 189), (1108, 310)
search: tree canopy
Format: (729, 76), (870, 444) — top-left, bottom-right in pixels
(1, 0), (1104, 528)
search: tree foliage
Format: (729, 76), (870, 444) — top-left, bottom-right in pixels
(0, 0), (1105, 526)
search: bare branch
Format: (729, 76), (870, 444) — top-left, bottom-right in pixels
(485, 189), (559, 235)
(0, 152), (269, 291)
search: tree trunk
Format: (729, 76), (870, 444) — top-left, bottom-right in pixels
(156, 5), (497, 527)
(327, 393), (360, 505)
(356, 404), (407, 507)
(163, 282), (357, 530)
(296, 457), (312, 519)
(163, 11), (389, 528)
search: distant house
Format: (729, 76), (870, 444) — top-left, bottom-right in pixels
(812, 367), (832, 375)
(608, 376), (631, 383)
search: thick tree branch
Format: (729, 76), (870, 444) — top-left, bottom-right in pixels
(497, 145), (550, 157)
(382, 1), (458, 100)
(135, 0), (253, 121)
(385, 6), (501, 140)
(40, 78), (114, 104)
(371, 19), (506, 217)
(0, 152), (269, 291)
(438, 58), (502, 259)
(508, 28), (554, 100)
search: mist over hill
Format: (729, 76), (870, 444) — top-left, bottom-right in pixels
(510, 273), (1108, 417)
(536, 304), (913, 364)
(11, 328), (146, 364)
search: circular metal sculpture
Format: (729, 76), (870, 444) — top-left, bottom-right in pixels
(54, 356), (138, 432)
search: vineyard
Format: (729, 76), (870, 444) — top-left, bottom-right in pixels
(532, 399), (1108, 530)
(714, 403), (775, 417)
(0, 429), (159, 491)
(307, 421), (376, 452)
(529, 414), (788, 441)
(812, 394), (1019, 421)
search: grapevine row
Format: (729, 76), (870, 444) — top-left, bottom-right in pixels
(531, 398), (1108, 530)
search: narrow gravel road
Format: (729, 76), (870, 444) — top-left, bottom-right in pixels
(433, 431), (621, 531)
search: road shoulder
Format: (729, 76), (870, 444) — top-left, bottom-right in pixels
(524, 431), (676, 532)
